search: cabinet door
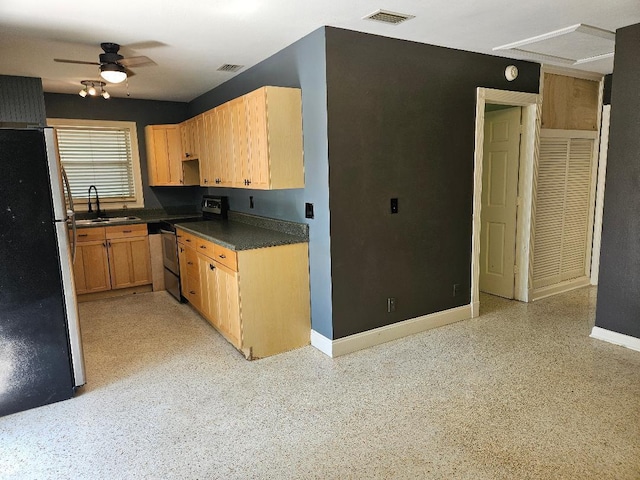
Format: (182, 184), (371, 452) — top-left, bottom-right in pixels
(200, 110), (215, 186)
(180, 119), (194, 160)
(145, 125), (183, 186)
(244, 89), (270, 189)
(215, 262), (241, 347)
(107, 236), (152, 289)
(74, 241), (110, 294)
(217, 103), (235, 187)
(229, 97), (249, 187)
(166, 125), (184, 185)
(198, 254), (220, 328)
(192, 114), (204, 160)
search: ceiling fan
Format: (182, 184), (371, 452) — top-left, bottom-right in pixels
(54, 43), (156, 84)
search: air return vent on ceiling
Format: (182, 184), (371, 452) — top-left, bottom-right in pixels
(364, 9), (415, 25)
(217, 64), (244, 73)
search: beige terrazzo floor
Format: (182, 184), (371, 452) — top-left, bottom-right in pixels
(1, 287), (639, 479)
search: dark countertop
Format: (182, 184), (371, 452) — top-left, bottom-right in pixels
(175, 220), (308, 251)
(75, 208), (309, 251)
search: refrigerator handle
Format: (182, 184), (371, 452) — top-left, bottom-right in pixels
(61, 168), (77, 263)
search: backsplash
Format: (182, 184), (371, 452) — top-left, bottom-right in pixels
(228, 211), (309, 238)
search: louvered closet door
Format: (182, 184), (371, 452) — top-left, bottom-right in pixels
(533, 136), (595, 290)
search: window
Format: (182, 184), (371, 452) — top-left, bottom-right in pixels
(48, 119), (144, 210)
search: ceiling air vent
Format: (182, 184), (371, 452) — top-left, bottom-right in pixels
(364, 9), (415, 25)
(217, 64), (244, 73)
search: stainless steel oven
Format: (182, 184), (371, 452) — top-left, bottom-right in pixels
(160, 227), (181, 300)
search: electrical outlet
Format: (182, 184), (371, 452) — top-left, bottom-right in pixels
(249, 196), (254, 209)
(387, 297), (396, 313)
(453, 283), (461, 297)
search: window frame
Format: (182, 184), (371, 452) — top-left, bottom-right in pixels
(47, 118), (145, 211)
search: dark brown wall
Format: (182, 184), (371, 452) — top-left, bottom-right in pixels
(595, 23), (640, 339)
(43, 93), (197, 209)
(325, 28), (540, 338)
(0, 75), (46, 126)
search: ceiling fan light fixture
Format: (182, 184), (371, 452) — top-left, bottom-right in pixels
(100, 63), (127, 83)
(101, 89), (110, 99)
(87, 85), (97, 96)
(79, 87), (88, 97)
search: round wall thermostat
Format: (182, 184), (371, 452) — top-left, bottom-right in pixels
(505, 65), (518, 81)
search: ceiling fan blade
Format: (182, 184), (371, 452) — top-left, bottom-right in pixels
(124, 68), (136, 78)
(54, 58), (100, 66)
(119, 56), (156, 68)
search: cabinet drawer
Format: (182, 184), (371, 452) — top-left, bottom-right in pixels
(185, 248), (199, 276)
(176, 229), (197, 246)
(213, 244), (238, 271)
(76, 227), (106, 242)
(106, 224), (147, 239)
(195, 238), (215, 258)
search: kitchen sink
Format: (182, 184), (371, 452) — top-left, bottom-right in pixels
(75, 216), (142, 226)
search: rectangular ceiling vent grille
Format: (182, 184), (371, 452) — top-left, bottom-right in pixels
(217, 64), (244, 73)
(364, 9), (415, 25)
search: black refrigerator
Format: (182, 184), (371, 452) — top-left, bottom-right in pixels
(0, 128), (85, 417)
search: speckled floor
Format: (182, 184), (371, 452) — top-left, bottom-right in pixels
(1, 287), (639, 479)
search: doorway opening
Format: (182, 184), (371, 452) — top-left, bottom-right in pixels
(471, 88), (541, 317)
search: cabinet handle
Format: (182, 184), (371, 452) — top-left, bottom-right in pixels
(189, 290), (196, 295)
(209, 264), (215, 270)
(216, 178), (221, 184)
(186, 239), (191, 243)
(218, 254), (226, 259)
(180, 179), (184, 184)
(103, 242), (106, 247)
(187, 261), (193, 265)
(204, 179), (208, 184)
(186, 153), (191, 158)
(247, 179), (251, 185)
(199, 245), (206, 249)
(179, 247), (184, 252)
(123, 230), (132, 233)
(78, 233), (88, 237)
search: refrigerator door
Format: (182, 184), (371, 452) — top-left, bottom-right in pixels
(0, 128), (78, 416)
(54, 221), (85, 387)
(44, 128), (67, 222)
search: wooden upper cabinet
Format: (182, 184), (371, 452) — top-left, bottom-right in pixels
(196, 86), (304, 190)
(241, 86), (304, 189)
(542, 73), (600, 131)
(145, 125), (185, 186)
(180, 117), (202, 160)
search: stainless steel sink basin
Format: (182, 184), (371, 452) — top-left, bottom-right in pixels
(75, 216), (142, 226)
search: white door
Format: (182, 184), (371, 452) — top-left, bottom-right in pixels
(480, 107), (522, 298)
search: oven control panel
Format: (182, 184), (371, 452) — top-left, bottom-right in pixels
(202, 195), (228, 218)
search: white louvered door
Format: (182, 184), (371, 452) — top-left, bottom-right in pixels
(532, 133), (596, 291)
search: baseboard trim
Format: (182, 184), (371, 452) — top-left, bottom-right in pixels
(311, 304), (472, 358)
(530, 277), (590, 301)
(590, 326), (640, 353)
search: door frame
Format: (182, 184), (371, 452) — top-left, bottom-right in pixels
(471, 88), (541, 316)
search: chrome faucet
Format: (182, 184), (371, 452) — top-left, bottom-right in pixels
(87, 185), (102, 217)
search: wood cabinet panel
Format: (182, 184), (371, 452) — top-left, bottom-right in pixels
(106, 223), (148, 239)
(145, 125), (186, 186)
(542, 73), (600, 131)
(76, 227), (106, 242)
(74, 240), (110, 294)
(108, 236), (152, 289)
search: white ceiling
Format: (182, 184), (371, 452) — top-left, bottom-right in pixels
(0, 0), (638, 102)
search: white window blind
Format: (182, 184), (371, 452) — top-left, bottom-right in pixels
(532, 135), (595, 290)
(54, 126), (136, 201)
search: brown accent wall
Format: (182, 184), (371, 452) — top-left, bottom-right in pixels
(325, 28), (540, 338)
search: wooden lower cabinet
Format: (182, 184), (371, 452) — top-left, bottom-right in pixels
(198, 254), (241, 348)
(74, 240), (111, 294)
(74, 225), (152, 296)
(177, 228), (310, 359)
(107, 236), (152, 289)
